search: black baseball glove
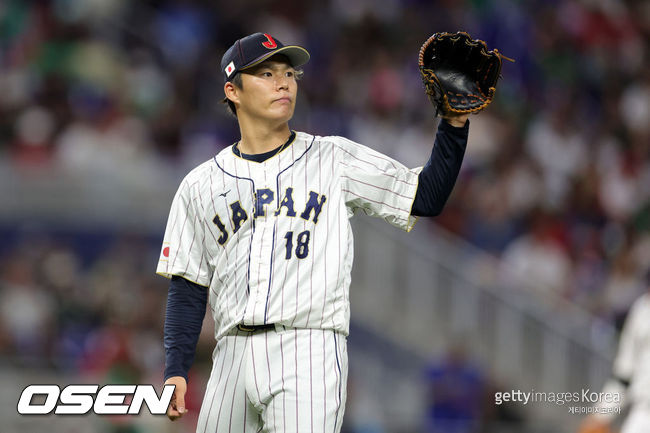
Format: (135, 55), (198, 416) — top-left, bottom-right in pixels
(418, 31), (512, 117)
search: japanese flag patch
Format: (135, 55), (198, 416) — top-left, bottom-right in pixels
(225, 61), (236, 77)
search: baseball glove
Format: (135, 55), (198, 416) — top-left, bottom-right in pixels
(418, 31), (512, 117)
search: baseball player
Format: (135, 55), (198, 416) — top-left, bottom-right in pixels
(157, 32), (471, 432)
(578, 270), (650, 433)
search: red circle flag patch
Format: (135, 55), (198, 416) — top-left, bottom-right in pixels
(163, 247), (170, 257)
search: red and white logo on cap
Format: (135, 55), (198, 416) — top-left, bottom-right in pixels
(225, 61), (236, 77)
(262, 34), (277, 49)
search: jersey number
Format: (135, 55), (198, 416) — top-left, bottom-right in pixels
(284, 230), (310, 259)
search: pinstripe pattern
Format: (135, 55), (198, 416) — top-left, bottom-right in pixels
(596, 294), (650, 433)
(157, 131), (417, 431)
(195, 327), (346, 433)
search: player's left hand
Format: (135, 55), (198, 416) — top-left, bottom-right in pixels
(164, 376), (188, 421)
(442, 113), (469, 128)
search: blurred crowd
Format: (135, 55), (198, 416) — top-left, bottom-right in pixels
(0, 230), (215, 432)
(4, 0), (647, 321)
(0, 0), (649, 430)
(0, 232), (162, 372)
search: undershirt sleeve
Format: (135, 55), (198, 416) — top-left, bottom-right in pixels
(411, 119), (469, 216)
(164, 275), (208, 382)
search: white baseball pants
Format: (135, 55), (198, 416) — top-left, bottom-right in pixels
(196, 325), (348, 433)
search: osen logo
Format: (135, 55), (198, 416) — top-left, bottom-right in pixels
(17, 384), (175, 415)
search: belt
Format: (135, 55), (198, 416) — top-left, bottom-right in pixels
(236, 323), (276, 333)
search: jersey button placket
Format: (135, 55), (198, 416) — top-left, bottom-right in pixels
(243, 184), (275, 324)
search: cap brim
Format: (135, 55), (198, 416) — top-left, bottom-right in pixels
(241, 46), (310, 71)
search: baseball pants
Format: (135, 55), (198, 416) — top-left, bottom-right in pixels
(196, 325), (348, 433)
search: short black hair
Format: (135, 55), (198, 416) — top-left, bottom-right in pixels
(224, 72), (243, 117)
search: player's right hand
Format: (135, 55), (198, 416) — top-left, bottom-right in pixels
(164, 376), (188, 421)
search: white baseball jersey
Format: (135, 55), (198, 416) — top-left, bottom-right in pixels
(596, 292), (650, 432)
(157, 131), (420, 339)
(613, 293), (650, 406)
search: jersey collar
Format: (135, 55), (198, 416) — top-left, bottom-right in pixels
(231, 131), (297, 163)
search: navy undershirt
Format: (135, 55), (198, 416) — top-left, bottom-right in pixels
(164, 276), (207, 381)
(411, 119), (468, 216)
(163, 119), (469, 381)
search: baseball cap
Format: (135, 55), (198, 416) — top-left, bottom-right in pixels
(220, 33), (310, 82)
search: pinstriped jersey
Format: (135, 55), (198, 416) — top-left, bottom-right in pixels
(612, 293), (650, 405)
(157, 131), (420, 339)
(595, 293), (650, 420)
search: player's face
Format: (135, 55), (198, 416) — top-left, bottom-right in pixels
(236, 59), (298, 123)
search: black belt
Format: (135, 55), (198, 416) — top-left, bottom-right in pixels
(236, 323), (276, 333)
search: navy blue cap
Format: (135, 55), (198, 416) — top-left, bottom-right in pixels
(221, 33), (310, 82)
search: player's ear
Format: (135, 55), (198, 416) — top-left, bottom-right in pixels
(224, 81), (240, 104)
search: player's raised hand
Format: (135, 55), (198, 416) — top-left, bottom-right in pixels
(442, 113), (469, 128)
(164, 376), (188, 421)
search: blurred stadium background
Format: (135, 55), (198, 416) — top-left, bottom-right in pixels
(1, 0), (649, 432)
